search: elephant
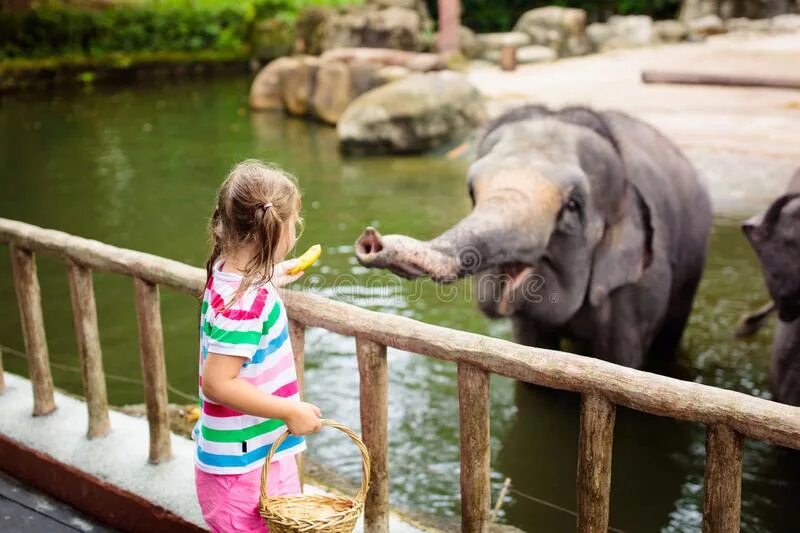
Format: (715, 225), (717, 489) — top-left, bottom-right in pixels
(355, 105), (712, 368)
(742, 168), (800, 405)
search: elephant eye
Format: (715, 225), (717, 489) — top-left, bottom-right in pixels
(564, 197), (581, 213)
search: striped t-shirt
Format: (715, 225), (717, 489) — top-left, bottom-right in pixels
(192, 261), (305, 474)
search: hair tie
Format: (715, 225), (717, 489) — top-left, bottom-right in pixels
(262, 202), (273, 211)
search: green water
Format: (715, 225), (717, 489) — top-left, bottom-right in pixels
(1, 77), (798, 533)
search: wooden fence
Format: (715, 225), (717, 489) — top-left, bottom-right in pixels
(1, 217), (800, 533)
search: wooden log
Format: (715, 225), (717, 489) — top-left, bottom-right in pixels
(3, 219), (800, 451)
(288, 318), (305, 488)
(500, 46), (517, 71)
(458, 363), (491, 533)
(133, 278), (171, 464)
(66, 261), (110, 439)
(576, 394), (616, 533)
(0, 219), (202, 296)
(10, 245), (55, 416)
(356, 337), (389, 533)
(702, 424), (742, 532)
(642, 70), (800, 90)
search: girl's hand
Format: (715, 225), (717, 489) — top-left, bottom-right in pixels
(272, 259), (304, 287)
(285, 402), (322, 436)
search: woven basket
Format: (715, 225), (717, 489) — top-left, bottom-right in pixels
(259, 419), (370, 533)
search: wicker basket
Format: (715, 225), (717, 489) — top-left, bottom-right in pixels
(259, 419), (370, 533)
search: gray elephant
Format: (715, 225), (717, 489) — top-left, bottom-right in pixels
(355, 106), (712, 368)
(742, 169), (800, 405)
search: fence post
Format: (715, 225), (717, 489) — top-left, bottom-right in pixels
(133, 278), (171, 464)
(356, 337), (389, 533)
(458, 362), (491, 533)
(288, 318), (306, 488)
(0, 344), (5, 394)
(576, 393), (616, 533)
(10, 245), (56, 416)
(702, 424), (742, 532)
(66, 261), (110, 439)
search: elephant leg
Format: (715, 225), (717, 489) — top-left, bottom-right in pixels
(649, 266), (704, 361)
(771, 318), (800, 406)
(590, 286), (649, 368)
(511, 316), (560, 350)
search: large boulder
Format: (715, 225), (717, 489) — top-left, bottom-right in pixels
(773, 14), (800, 31)
(337, 71), (487, 154)
(485, 44), (556, 64)
(653, 20), (690, 42)
(249, 56), (297, 111)
(513, 6), (590, 57)
(320, 0), (432, 53)
(680, 0), (796, 21)
(604, 15), (655, 50)
(687, 14), (726, 36)
(282, 56), (321, 116)
(319, 48), (446, 71)
(311, 60), (354, 124)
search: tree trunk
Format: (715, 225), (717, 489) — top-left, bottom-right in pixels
(437, 0), (461, 56)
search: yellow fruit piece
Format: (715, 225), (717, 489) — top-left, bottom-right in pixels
(287, 244), (322, 275)
(185, 406), (200, 422)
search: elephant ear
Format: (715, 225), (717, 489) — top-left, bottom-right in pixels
(589, 186), (653, 306)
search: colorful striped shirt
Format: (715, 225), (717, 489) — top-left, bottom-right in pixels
(192, 261), (305, 474)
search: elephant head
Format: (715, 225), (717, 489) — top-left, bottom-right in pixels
(742, 169), (800, 322)
(355, 106), (653, 327)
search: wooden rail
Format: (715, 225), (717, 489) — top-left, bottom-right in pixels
(2, 217), (800, 532)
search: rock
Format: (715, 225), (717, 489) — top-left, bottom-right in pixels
(295, 6), (336, 55)
(251, 18), (295, 63)
(363, 7), (422, 50)
(724, 17), (772, 32)
(476, 31), (531, 51)
(337, 71), (487, 154)
(513, 6), (589, 56)
(322, 8), (369, 50)
(680, 0), (796, 21)
(653, 20), (690, 42)
(459, 25), (481, 59)
(586, 22), (613, 51)
(679, 0), (717, 22)
(773, 14), (800, 31)
(282, 56), (321, 116)
(250, 57), (296, 111)
(311, 60), (353, 124)
(373, 65), (411, 85)
(688, 14), (726, 36)
(485, 44), (556, 64)
(320, 48), (445, 71)
(603, 15), (655, 50)
(349, 59), (382, 95)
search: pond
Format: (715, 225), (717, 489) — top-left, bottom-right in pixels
(1, 77), (798, 533)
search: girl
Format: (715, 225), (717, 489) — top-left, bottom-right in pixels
(194, 160), (322, 532)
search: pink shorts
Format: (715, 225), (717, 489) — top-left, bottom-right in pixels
(195, 455), (301, 533)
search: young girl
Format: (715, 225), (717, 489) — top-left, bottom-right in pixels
(193, 160), (322, 532)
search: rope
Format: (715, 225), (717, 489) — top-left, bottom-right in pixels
(0, 343), (197, 403)
(500, 484), (628, 533)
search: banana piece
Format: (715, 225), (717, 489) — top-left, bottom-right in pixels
(287, 244), (322, 275)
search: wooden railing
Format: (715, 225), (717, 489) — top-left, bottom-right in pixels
(2, 217), (800, 532)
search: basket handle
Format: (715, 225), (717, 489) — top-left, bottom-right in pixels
(260, 419), (371, 504)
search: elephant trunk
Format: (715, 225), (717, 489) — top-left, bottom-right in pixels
(355, 201), (554, 282)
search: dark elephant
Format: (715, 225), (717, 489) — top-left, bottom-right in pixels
(355, 106), (712, 368)
(742, 169), (800, 405)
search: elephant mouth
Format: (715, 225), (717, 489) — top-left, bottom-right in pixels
(496, 263), (537, 316)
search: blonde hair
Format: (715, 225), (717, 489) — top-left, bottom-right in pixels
(205, 160), (303, 303)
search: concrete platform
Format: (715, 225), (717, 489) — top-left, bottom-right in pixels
(0, 373), (428, 533)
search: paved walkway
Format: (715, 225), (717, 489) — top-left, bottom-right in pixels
(0, 472), (115, 533)
(468, 30), (800, 215)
